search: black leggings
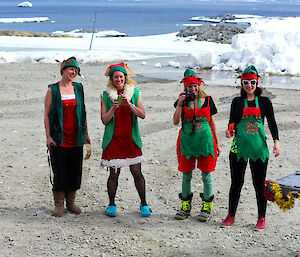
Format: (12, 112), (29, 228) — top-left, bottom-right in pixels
(228, 152), (268, 218)
(107, 163), (146, 206)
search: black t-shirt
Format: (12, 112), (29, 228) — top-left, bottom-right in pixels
(174, 96), (218, 116)
(229, 96), (279, 141)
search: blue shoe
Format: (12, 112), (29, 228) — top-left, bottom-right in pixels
(105, 205), (116, 217)
(140, 204), (151, 217)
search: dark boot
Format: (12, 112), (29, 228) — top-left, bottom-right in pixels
(174, 193), (193, 220)
(53, 191), (65, 217)
(66, 190), (82, 214)
(197, 193), (214, 222)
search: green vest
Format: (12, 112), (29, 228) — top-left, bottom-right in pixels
(102, 87), (142, 150)
(48, 82), (86, 147)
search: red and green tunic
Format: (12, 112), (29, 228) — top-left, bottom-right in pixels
(100, 88), (144, 168)
(177, 96), (217, 172)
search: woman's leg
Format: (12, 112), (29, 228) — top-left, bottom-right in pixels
(228, 152), (248, 216)
(65, 147), (83, 214)
(107, 167), (121, 206)
(130, 163), (147, 205)
(201, 172), (213, 200)
(249, 158), (268, 218)
(198, 172), (214, 222)
(182, 171), (193, 199)
(175, 171), (193, 220)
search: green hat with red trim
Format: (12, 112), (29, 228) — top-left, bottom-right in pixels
(109, 63), (127, 77)
(61, 56), (80, 75)
(240, 65), (260, 82)
(104, 62), (134, 77)
(181, 68), (203, 86)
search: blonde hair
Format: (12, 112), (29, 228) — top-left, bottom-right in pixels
(197, 85), (208, 99)
(106, 76), (136, 90)
(184, 84), (207, 99)
(60, 60), (66, 75)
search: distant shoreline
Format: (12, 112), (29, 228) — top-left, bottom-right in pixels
(0, 30), (71, 37)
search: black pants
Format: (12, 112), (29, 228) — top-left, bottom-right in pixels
(228, 152), (268, 218)
(50, 146), (83, 191)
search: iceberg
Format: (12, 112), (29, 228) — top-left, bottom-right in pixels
(18, 1), (33, 7)
(0, 17), (50, 23)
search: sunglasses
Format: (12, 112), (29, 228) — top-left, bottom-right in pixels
(242, 80), (257, 86)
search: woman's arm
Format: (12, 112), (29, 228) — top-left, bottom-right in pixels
(85, 122), (91, 144)
(130, 95), (146, 119)
(173, 93), (185, 125)
(209, 116), (221, 156)
(264, 97), (280, 157)
(120, 93), (146, 119)
(44, 87), (56, 148)
(100, 96), (119, 125)
(225, 98), (240, 138)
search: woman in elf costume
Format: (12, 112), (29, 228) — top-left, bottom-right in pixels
(100, 63), (151, 218)
(44, 57), (90, 217)
(221, 65), (280, 229)
(173, 69), (220, 222)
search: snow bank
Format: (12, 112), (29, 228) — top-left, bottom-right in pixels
(52, 29), (127, 38)
(0, 32), (230, 64)
(1, 17), (300, 76)
(213, 17), (300, 75)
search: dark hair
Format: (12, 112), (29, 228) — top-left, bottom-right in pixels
(240, 83), (262, 98)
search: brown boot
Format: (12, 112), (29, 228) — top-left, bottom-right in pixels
(66, 190), (82, 214)
(53, 191), (65, 217)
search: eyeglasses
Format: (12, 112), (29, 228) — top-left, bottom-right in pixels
(242, 80), (257, 86)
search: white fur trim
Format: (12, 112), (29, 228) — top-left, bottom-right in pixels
(107, 84), (135, 102)
(100, 155), (145, 169)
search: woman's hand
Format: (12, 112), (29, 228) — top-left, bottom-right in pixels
(225, 129), (235, 138)
(112, 99), (119, 110)
(217, 143), (221, 157)
(85, 133), (91, 144)
(273, 140), (280, 157)
(178, 92), (186, 106)
(46, 135), (56, 149)
(225, 123), (235, 138)
(119, 93), (130, 106)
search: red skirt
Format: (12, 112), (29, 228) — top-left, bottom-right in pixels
(101, 105), (143, 168)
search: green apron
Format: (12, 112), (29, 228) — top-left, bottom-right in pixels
(180, 98), (215, 159)
(236, 97), (269, 162)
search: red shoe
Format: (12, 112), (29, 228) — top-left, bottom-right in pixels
(221, 214), (235, 227)
(255, 217), (266, 230)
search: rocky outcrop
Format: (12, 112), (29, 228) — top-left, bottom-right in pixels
(0, 30), (72, 37)
(177, 24), (246, 44)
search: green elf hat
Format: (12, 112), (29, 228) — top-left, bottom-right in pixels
(240, 65), (260, 82)
(184, 68), (197, 78)
(181, 68), (204, 86)
(61, 56), (81, 75)
(104, 62), (133, 77)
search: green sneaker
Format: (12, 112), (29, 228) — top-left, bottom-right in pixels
(174, 193), (193, 220)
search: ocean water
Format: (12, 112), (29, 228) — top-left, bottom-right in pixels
(1, 0), (300, 36)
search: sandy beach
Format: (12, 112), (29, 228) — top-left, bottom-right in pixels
(0, 62), (299, 257)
